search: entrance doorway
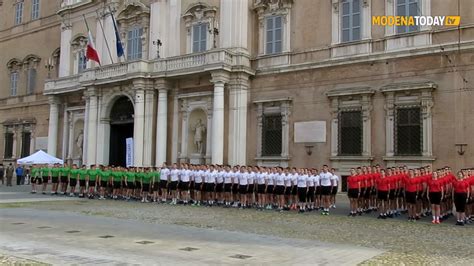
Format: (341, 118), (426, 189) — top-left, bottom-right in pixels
(109, 96), (134, 167)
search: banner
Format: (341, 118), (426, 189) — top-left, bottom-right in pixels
(126, 138), (134, 167)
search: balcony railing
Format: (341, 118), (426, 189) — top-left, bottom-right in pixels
(44, 48), (251, 95)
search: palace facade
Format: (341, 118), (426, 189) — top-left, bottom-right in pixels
(2, 0), (474, 175)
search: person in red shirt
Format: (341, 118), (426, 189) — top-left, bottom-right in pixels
(386, 168), (397, 218)
(453, 171), (470, 226)
(347, 168), (360, 217)
(376, 169), (390, 219)
(370, 165), (380, 212)
(427, 171), (443, 224)
(404, 169), (419, 222)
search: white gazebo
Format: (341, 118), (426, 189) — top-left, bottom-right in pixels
(16, 150), (64, 165)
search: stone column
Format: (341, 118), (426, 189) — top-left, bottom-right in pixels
(133, 82), (146, 167)
(61, 105), (69, 160)
(83, 94), (89, 164)
(210, 71), (229, 165)
(228, 73), (249, 166)
(384, 92), (395, 157)
(180, 99), (189, 162)
(171, 91), (179, 164)
(47, 96), (60, 156)
(421, 90), (434, 157)
(329, 98), (339, 157)
(86, 88), (98, 166)
(59, 22), (72, 77)
(155, 80), (169, 166)
(361, 95), (372, 157)
(12, 128), (18, 159)
(67, 113), (74, 161)
(143, 89), (155, 166)
(29, 127), (36, 155)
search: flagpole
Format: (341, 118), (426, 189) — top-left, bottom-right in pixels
(82, 14), (101, 67)
(109, 6), (125, 62)
(96, 10), (115, 64)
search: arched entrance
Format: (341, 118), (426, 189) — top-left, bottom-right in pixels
(109, 96), (134, 166)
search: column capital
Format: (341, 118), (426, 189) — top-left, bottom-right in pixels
(154, 78), (173, 92)
(48, 95), (61, 105)
(132, 78), (148, 89)
(210, 70), (230, 85)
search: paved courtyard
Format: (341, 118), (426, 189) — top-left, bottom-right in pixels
(0, 185), (473, 265)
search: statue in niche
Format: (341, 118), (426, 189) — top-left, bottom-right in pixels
(192, 119), (206, 154)
(76, 129), (84, 158)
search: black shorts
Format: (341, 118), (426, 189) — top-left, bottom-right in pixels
(378, 190), (388, 201)
(307, 187), (315, 201)
(285, 186), (291, 195)
(348, 188), (358, 199)
(79, 179), (86, 187)
(189, 181), (195, 190)
(275, 185), (285, 195)
(51, 176), (59, 184)
(33, 177), (41, 184)
(135, 181), (141, 189)
(315, 186), (322, 196)
(194, 182), (202, 191)
(321, 186), (331, 196)
(60, 176), (68, 183)
(239, 185), (247, 194)
(142, 183), (150, 192)
(224, 183), (232, 192)
(298, 187), (307, 202)
(215, 183), (224, 193)
(429, 192), (442, 205)
(153, 182), (159, 192)
(160, 180), (168, 190)
(88, 180), (96, 187)
(169, 181), (178, 190)
(371, 186), (377, 195)
(113, 181), (121, 189)
(257, 184), (266, 194)
(179, 181), (189, 190)
(292, 185), (297, 196)
(406, 191), (417, 204)
(100, 180), (108, 188)
(267, 185), (274, 194)
(331, 186), (338, 195)
(42, 176), (49, 183)
(247, 184), (255, 194)
(127, 182), (135, 189)
(398, 188), (405, 198)
(388, 189), (396, 200)
(206, 183), (215, 192)
(69, 178), (77, 187)
(364, 188), (371, 199)
(454, 193), (467, 212)
(232, 184), (239, 194)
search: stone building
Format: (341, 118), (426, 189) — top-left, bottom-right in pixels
(0, 0), (61, 165)
(5, 0), (474, 176)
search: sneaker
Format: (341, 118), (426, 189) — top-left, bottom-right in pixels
(435, 220), (440, 224)
(432, 219), (436, 224)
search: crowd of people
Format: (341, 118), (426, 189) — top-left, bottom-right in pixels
(26, 163), (474, 226)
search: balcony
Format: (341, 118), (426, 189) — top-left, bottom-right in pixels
(44, 48), (252, 95)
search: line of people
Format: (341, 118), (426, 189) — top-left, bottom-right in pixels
(29, 163), (339, 214)
(347, 165), (473, 226)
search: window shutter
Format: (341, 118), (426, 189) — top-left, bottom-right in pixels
(200, 23), (207, 51)
(137, 28), (143, 59)
(266, 17), (274, 54)
(127, 30), (133, 60)
(274, 16), (282, 53)
(193, 24), (200, 52)
(27, 68), (36, 94)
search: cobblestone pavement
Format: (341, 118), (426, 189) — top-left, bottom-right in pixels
(0, 187), (473, 265)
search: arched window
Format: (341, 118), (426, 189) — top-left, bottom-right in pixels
(23, 55), (41, 95)
(183, 3), (218, 54)
(116, 1), (150, 61)
(127, 26), (143, 60)
(71, 35), (88, 74)
(7, 59), (22, 96)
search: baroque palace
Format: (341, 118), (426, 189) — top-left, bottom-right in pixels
(1, 0), (473, 176)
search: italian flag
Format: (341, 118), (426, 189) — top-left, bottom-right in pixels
(86, 30), (100, 65)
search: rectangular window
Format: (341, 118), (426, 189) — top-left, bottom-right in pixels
(31, 0), (40, 20)
(10, 72), (18, 96)
(265, 16), (282, 54)
(341, 0), (361, 42)
(127, 27), (143, 60)
(262, 114), (282, 156)
(27, 68), (36, 94)
(4, 132), (14, 158)
(192, 23), (208, 53)
(15, 1), (23, 25)
(338, 110), (362, 155)
(78, 50), (87, 73)
(396, 0), (420, 33)
(395, 107), (422, 155)
(21, 132), (31, 157)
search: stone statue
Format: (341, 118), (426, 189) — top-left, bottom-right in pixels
(76, 129), (84, 158)
(192, 119), (206, 154)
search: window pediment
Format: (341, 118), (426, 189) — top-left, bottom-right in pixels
(253, 0), (293, 14)
(23, 54), (41, 69)
(116, 0), (150, 22)
(380, 81), (437, 94)
(326, 86), (375, 98)
(7, 58), (22, 71)
(182, 3), (217, 26)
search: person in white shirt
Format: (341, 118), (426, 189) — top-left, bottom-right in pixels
(330, 168), (340, 209)
(238, 166), (249, 208)
(192, 165), (204, 206)
(290, 168), (299, 210)
(256, 167), (267, 210)
(266, 168), (276, 209)
(284, 169), (293, 210)
(205, 165), (217, 206)
(231, 166), (240, 207)
(307, 169), (316, 211)
(319, 165), (334, 215)
(223, 166), (233, 207)
(274, 167), (286, 211)
(314, 169), (321, 210)
(215, 165), (225, 204)
(297, 168), (309, 212)
(169, 163), (180, 204)
(159, 163), (170, 203)
(179, 163), (191, 204)
(247, 167), (257, 206)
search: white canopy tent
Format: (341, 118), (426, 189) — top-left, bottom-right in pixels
(16, 150), (64, 165)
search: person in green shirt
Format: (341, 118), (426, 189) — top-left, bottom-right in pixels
(125, 168), (136, 201)
(152, 167), (161, 202)
(69, 164), (79, 196)
(50, 164), (61, 195)
(111, 167), (123, 199)
(87, 165), (99, 199)
(140, 168), (152, 203)
(59, 163), (71, 195)
(30, 165), (40, 194)
(78, 165), (88, 198)
(98, 165), (111, 200)
(40, 165), (51, 194)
